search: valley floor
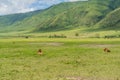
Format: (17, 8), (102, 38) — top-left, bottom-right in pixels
(0, 38), (120, 80)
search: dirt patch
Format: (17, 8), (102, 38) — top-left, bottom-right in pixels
(42, 42), (64, 46)
(79, 44), (119, 48)
(65, 76), (95, 80)
(66, 77), (83, 80)
(29, 42), (64, 46)
(65, 76), (117, 80)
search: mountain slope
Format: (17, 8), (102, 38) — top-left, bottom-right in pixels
(96, 7), (120, 30)
(10, 1), (87, 32)
(36, 0), (119, 31)
(1, 0), (110, 32)
(35, 0), (111, 31)
(0, 10), (43, 27)
(32, 0), (120, 32)
(0, 10), (42, 32)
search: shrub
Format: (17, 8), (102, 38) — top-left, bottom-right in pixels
(75, 33), (79, 37)
(49, 34), (67, 38)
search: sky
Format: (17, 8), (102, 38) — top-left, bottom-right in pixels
(0, 0), (88, 15)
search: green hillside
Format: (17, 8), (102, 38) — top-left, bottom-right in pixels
(10, 1), (87, 32)
(0, 10), (42, 32)
(33, 0), (120, 32)
(35, 0), (111, 31)
(96, 7), (120, 30)
(0, 0), (120, 33)
(28, 0), (120, 32)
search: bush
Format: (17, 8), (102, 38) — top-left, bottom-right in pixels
(75, 33), (79, 37)
(49, 34), (67, 38)
(104, 35), (117, 38)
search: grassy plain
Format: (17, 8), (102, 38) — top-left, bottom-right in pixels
(0, 38), (120, 80)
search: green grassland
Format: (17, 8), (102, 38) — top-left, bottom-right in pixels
(0, 38), (120, 80)
(0, 27), (120, 39)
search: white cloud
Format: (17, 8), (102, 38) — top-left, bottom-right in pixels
(0, 0), (36, 15)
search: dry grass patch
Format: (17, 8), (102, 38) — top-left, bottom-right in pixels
(79, 44), (120, 48)
(29, 42), (64, 46)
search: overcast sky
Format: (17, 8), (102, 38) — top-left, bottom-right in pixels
(0, 0), (88, 15)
